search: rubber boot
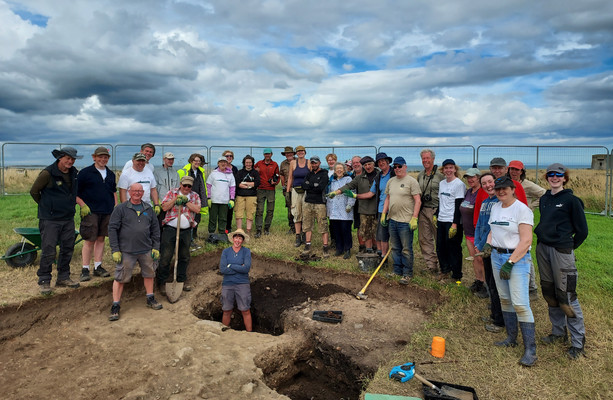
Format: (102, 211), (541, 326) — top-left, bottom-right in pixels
(494, 311), (518, 347)
(519, 322), (538, 367)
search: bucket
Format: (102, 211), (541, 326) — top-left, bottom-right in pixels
(356, 253), (381, 272)
(430, 336), (445, 358)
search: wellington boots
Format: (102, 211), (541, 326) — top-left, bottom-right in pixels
(519, 322), (538, 367)
(494, 311), (518, 347)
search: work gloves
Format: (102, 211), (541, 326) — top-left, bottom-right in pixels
(410, 217), (418, 231)
(342, 189), (357, 199)
(154, 205), (161, 215)
(151, 249), (160, 261)
(448, 226), (457, 239)
(380, 213), (388, 228)
(80, 204), (91, 218)
(228, 200), (235, 209)
(432, 215), (437, 225)
(327, 192), (336, 199)
(112, 252), (122, 264)
(175, 195), (188, 205)
(500, 260), (514, 280)
(481, 243), (492, 258)
(207, 199), (212, 208)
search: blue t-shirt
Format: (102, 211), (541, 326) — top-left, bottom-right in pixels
(370, 169), (392, 213)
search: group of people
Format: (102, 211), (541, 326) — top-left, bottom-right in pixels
(29, 145), (589, 363)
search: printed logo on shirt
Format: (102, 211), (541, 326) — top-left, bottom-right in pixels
(440, 192), (451, 197)
(138, 180), (151, 184)
(490, 221), (510, 226)
(556, 203), (564, 208)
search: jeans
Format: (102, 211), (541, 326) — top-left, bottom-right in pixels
(388, 219), (414, 277)
(492, 250), (534, 323)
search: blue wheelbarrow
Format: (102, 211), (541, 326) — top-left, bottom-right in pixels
(1, 228), (82, 268)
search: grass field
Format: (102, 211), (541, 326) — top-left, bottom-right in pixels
(1, 189), (612, 399)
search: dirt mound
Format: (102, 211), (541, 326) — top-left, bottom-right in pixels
(0, 251), (443, 400)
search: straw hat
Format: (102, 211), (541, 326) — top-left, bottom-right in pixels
(227, 228), (249, 243)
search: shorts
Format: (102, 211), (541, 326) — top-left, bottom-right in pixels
(80, 213), (111, 241)
(465, 235), (475, 245)
(359, 214), (377, 241)
(114, 252), (156, 283)
(302, 203), (328, 234)
(234, 196), (257, 219)
(291, 188), (306, 223)
(375, 213), (390, 242)
(221, 283), (252, 311)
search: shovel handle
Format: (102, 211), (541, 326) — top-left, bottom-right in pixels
(413, 372), (438, 390)
(173, 205), (183, 282)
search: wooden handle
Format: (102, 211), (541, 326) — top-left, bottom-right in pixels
(413, 372), (436, 389)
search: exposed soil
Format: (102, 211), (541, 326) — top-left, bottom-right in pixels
(0, 250), (443, 400)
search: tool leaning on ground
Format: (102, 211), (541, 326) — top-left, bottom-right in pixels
(389, 362), (475, 400)
(356, 247), (391, 300)
(165, 204), (184, 303)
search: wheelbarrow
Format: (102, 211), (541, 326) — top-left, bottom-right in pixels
(2, 228), (82, 268)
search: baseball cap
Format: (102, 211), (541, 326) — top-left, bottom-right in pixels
(310, 156), (321, 163)
(181, 176), (194, 185)
(463, 167), (481, 177)
(163, 152), (175, 159)
(490, 157), (507, 167)
(217, 156), (227, 162)
(392, 156), (406, 166)
(442, 159), (456, 166)
(263, 148), (273, 154)
(92, 147), (110, 157)
(133, 153), (147, 161)
(494, 176), (516, 189)
(360, 156), (375, 165)
(508, 160), (524, 170)
(546, 163), (567, 173)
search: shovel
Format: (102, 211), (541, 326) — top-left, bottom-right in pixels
(166, 205), (184, 303)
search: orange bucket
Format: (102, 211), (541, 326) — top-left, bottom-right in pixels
(430, 336), (445, 358)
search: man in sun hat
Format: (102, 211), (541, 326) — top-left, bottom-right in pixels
(220, 228), (253, 331)
(254, 148), (280, 237)
(279, 146), (296, 234)
(76, 146), (117, 282)
(156, 175), (202, 294)
(30, 146), (83, 294)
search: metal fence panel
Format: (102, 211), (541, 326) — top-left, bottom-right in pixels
(1, 142), (112, 195)
(114, 144), (209, 173)
(377, 145), (476, 172)
(477, 145), (610, 214)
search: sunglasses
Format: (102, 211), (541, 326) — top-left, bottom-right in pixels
(182, 184), (192, 188)
(546, 172), (564, 178)
(393, 164), (404, 169)
(225, 155), (233, 158)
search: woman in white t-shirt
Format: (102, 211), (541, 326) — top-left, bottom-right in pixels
(483, 176), (536, 367)
(435, 159), (466, 282)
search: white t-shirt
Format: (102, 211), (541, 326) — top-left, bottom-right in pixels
(438, 178), (466, 222)
(488, 200), (534, 249)
(118, 168), (157, 203)
(123, 160), (154, 173)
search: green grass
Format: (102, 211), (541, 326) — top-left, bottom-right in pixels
(2, 190), (613, 399)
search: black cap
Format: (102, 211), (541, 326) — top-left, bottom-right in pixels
(442, 158), (456, 166)
(494, 176), (516, 189)
(360, 156), (375, 165)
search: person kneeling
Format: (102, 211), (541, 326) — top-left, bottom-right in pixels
(220, 229), (253, 331)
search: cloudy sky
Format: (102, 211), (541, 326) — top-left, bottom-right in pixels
(1, 0), (612, 152)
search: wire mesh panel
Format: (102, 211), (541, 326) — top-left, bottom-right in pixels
(377, 146), (476, 172)
(477, 145), (609, 214)
(1, 142), (111, 195)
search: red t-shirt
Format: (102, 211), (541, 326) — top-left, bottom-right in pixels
(254, 160), (280, 191)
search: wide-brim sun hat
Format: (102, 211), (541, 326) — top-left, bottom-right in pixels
(228, 228), (249, 243)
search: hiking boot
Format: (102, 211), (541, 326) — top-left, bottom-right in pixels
(255, 230), (262, 239)
(334, 248), (343, 257)
(365, 248), (374, 254)
(109, 304), (120, 321)
(264, 229), (270, 235)
(399, 276), (411, 285)
(287, 228), (294, 235)
(302, 243), (311, 254)
(182, 285), (192, 292)
(437, 272), (450, 282)
(567, 345), (586, 360)
(39, 281), (52, 295)
(93, 265), (110, 277)
(485, 323), (505, 333)
(541, 333), (568, 345)
(469, 280), (480, 292)
(481, 315), (493, 323)
(80, 268), (91, 282)
(343, 249), (351, 260)
(475, 284), (489, 299)
(358, 245), (366, 253)
(301, 232), (307, 245)
(146, 296), (163, 310)
(294, 234), (303, 247)
(322, 245), (330, 258)
(56, 278), (80, 288)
